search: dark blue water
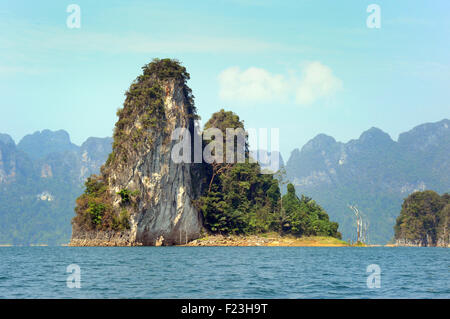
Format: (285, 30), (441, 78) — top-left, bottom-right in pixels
(0, 247), (448, 298)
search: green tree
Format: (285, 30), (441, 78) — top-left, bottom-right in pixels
(281, 183), (341, 238)
(197, 109), (280, 234)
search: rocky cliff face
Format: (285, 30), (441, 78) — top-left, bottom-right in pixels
(0, 136), (17, 184)
(286, 119), (450, 244)
(0, 130), (112, 245)
(395, 237), (449, 247)
(395, 235), (449, 248)
(70, 59), (204, 246)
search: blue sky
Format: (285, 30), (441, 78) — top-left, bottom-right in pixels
(0, 0), (449, 159)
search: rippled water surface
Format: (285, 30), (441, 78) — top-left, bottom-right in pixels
(0, 247), (448, 298)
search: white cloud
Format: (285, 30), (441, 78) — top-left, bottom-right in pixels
(218, 62), (343, 106)
(295, 62), (343, 105)
(218, 67), (288, 103)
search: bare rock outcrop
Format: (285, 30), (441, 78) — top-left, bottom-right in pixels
(70, 59), (205, 246)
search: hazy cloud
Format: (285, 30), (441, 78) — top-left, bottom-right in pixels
(295, 62), (343, 105)
(0, 65), (53, 75)
(0, 17), (297, 58)
(219, 62), (343, 106)
(218, 67), (289, 103)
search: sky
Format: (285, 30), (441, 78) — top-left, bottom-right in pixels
(0, 0), (449, 160)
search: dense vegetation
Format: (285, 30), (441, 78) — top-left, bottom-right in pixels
(196, 110), (279, 233)
(281, 184), (341, 238)
(72, 175), (131, 231)
(394, 190), (449, 245)
(196, 109), (341, 238)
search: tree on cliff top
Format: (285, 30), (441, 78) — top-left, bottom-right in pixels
(141, 58), (190, 82)
(198, 109), (281, 234)
(107, 58), (197, 166)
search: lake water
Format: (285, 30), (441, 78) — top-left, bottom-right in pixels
(0, 247), (448, 298)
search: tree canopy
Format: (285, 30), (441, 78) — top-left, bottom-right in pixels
(197, 109), (342, 239)
(281, 183), (341, 238)
(394, 190), (449, 245)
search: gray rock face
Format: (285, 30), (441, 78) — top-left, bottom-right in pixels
(437, 235), (450, 248)
(0, 140), (17, 184)
(396, 236), (449, 247)
(70, 229), (134, 246)
(395, 238), (427, 247)
(71, 78), (204, 246)
(120, 80), (202, 245)
(78, 137), (113, 182)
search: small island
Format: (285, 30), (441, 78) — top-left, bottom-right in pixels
(70, 59), (342, 247)
(394, 190), (449, 247)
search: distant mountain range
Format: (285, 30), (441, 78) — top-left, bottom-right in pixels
(0, 119), (448, 245)
(0, 130), (112, 245)
(286, 119), (450, 244)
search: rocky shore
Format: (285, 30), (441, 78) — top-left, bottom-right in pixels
(68, 232), (350, 247)
(181, 234), (350, 247)
(394, 238), (449, 247)
(68, 229), (138, 247)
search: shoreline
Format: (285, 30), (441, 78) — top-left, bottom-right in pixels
(5, 235), (446, 247)
(181, 234), (352, 247)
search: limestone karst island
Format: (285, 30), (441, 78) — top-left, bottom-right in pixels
(69, 59), (344, 247)
(67, 59), (449, 248)
(2, 1), (450, 303)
